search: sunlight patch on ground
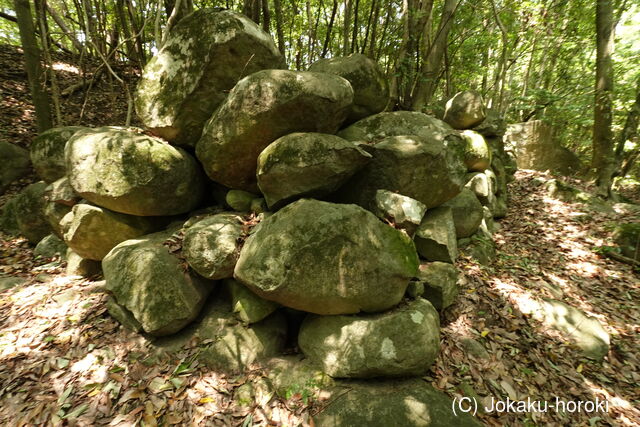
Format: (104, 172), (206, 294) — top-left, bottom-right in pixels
(51, 62), (80, 74)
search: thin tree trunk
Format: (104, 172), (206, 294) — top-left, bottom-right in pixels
(261, 0), (271, 33)
(273, 0), (286, 56)
(342, 0), (351, 55)
(14, 0), (52, 132)
(614, 79), (640, 175)
(593, 0), (615, 197)
(366, 0), (380, 58)
(351, 0), (359, 53)
(321, 0), (337, 57)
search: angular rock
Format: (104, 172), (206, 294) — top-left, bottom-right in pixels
(309, 53), (388, 123)
(44, 201), (72, 238)
(443, 90), (486, 129)
(465, 172), (495, 206)
(371, 190), (427, 236)
(415, 262), (459, 310)
(336, 135), (466, 210)
(234, 199), (419, 315)
(196, 70), (354, 191)
(257, 132), (371, 209)
(459, 130), (491, 172)
(613, 223), (639, 261)
(471, 107), (506, 137)
(414, 207), (457, 263)
(183, 213), (245, 280)
(135, 9), (285, 146)
(66, 127), (204, 216)
(493, 195), (508, 219)
(106, 296), (143, 333)
(299, 298), (440, 378)
(314, 379), (482, 427)
(47, 177), (80, 206)
(103, 230), (212, 336)
(66, 249), (101, 277)
(30, 126), (89, 182)
(226, 190), (256, 211)
(225, 278), (278, 323)
(34, 234), (67, 259)
(60, 203), (163, 260)
(337, 111), (455, 145)
(491, 156), (508, 196)
(0, 141), (30, 193)
(442, 188), (484, 238)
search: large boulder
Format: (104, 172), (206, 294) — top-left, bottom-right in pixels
(30, 126), (89, 182)
(257, 132), (371, 209)
(314, 379), (481, 426)
(415, 262), (459, 310)
(414, 207), (457, 263)
(459, 130), (491, 172)
(442, 90), (486, 129)
(336, 135), (466, 210)
(182, 212), (245, 279)
(135, 9), (285, 146)
(66, 127), (204, 216)
(60, 203), (163, 260)
(298, 298), (440, 378)
(309, 53), (388, 123)
(442, 188), (484, 238)
(0, 141), (30, 193)
(234, 199), (419, 315)
(337, 111), (454, 144)
(103, 230), (212, 336)
(196, 70), (354, 192)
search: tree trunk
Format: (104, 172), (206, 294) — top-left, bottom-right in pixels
(321, 0), (337, 57)
(14, 0), (52, 132)
(592, 0), (615, 197)
(342, 0), (351, 55)
(614, 79), (640, 176)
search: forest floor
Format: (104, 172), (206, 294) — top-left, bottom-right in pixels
(1, 44), (640, 426)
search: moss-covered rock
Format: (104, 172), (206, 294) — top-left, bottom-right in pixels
(34, 234), (67, 259)
(2, 181), (51, 243)
(471, 107), (505, 137)
(30, 126), (90, 182)
(234, 199), (419, 315)
(459, 130), (491, 172)
(335, 135), (466, 210)
(0, 140), (30, 193)
(196, 70), (353, 191)
(43, 200), (72, 238)
(182, 213), (245, 279)
(225, 278), (278, 323)
(613, 223), (640, 261)
(225, 190), (256, 211)
(103, 230), (213, 336)
(443, 90), (486, 129)
(60, 203), (164, 260)
(442, 188), (484, 238)
(309, 53), (388, 123)
(414, 207), (457, 263)
(257, 132), (371, 209)
(298, 298), (440, 378)
(135, 9), (285, 146)
(415, 262), (459, 310)
(66, 127), (204, 216)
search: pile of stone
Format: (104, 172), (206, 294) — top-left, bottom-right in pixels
(0, 9), (514, 424)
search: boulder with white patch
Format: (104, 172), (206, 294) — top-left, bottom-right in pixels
(135, 9), (285, 146)
(298, 298), (440, 378)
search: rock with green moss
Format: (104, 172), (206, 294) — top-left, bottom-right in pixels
(225, 190), (256, 211)
(613, 223), (640, 261)
(135, 9), (285, 146)
(66, 127), (204, 216)
(414, 207), (457, 263)
(182, 213), (245, 279)
(443, 90), (486, 130)
(442, 188), (484, 238)
(225, 278), (278, 323)
(34, 234), (67, 259)
(459, 130), (491, 172)
(2, 181), (52, 243)
(493, 194), (508, 219)
(66, 249), (101, 277)
(60, 203), (164, 260)
(196, 70), (353, 191)
(309, 53), (388, 123)
(30, 126), (90, 182)
(106, 296), (143, 333)
(314, 378), (482, 427)
(471, 107), (505, 137)
(44, 201), (72, 238)
(336, 135), (466, 210)
(46, 177), (80, 206)
(415, 262), (459, 310)
(0, 141), (30, 192)
(337, 111), (455, 144)
(234, 199), (419, 315)
(103, 230), (213, 336)
(372, 190), (427, 237)
(257, 132), (371, 209)
(464, 232), (496, 266)
(299, 298), (440, 378)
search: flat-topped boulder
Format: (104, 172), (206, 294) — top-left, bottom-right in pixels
(135, 9), (285, 146)
(309, 53), (388, 123)
(234, 199), (419, 315)
(66, 127), (204, 216)
(196, 70), (354, 192)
